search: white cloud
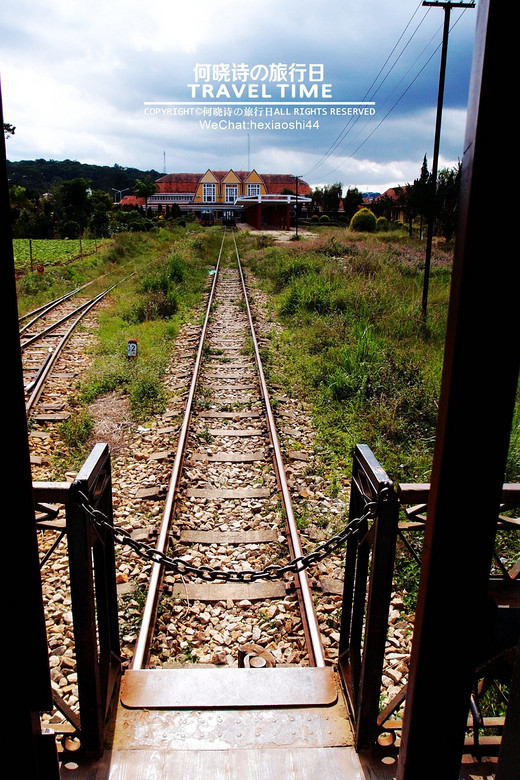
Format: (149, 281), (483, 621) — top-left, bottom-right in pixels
(1, 0), (477, 191)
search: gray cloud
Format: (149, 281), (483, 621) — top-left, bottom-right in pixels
(1, 0), (477, 193)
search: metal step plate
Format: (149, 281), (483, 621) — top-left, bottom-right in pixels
(121, 667), (338, 709)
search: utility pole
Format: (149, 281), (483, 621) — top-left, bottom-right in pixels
(421, 1), (475, 321)
(295, 175), (299, 238)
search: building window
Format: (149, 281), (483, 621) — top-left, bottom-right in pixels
(203, 183), (216, 202)
(247, 183), (260, 197)
(225, 184), (238, 203)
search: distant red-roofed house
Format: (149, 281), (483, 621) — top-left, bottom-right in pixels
(118, 194), (146, 208)
(370, 187), (407, 223)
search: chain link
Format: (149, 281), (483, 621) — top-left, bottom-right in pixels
(76, 490), (387, 582)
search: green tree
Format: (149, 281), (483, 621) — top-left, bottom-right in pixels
(435, 162), (461, 241)
(53, 178), (92, 236)
(322, 182), (343, 214)
(342, 187), (363, 221)
(311, 186), (325, 214)
(133, 176), (159, 200)
(395, 156), (432, 237)
(412, 155), (432, 238)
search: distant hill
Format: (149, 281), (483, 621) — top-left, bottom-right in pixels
(6, 158), (162, 196)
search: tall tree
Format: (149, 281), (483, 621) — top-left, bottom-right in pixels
(343, 186), (363, 220)
(435, 162), (461, 241)
(413, 155), (432, 239)
(322, 182), (343, 214)
(311, 186), (325, 213)
(53, 177), (92, 237)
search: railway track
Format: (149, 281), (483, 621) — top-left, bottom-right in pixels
(31, 228), (415, 748)
(129, 229), (326, 673)
(20, 277), (129, 415)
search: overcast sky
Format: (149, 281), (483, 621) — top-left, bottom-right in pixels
(0, 0), (478, 193)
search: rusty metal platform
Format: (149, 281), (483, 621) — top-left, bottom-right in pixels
(59, 667), (501, 778)
(61, 666), (373, 778)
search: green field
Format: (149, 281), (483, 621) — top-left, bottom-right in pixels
(12, 238), (106, 271)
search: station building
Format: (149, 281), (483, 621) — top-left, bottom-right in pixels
(120, 169), (312, 229)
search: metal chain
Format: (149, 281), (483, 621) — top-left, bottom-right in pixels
(76, 491), (382, 582)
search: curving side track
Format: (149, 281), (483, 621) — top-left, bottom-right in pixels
(21, 277), (131, 414)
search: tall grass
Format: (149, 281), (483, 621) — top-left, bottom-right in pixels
(77, 227), (219, 420)
(245, 228), (520, 485)
(245, 230), (452, 482)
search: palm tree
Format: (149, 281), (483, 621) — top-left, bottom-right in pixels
(133, 176), (159, 199)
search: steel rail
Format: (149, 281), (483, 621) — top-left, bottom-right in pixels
(131, 231), (225, 670)
(18, 282), (94, 335)
(21, 297), (99, 350)
(21, 274), (135, 349)
(232, 231), (325, 668)
(25, 282), (122, 413)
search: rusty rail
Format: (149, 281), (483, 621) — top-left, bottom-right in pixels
(24, 276), (134, 413)
(233, 231), (325, 667)
(131, 231), (225, 670)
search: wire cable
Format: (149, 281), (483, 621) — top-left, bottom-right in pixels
(302, 5), (471, 185)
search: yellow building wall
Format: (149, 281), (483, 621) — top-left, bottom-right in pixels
(193, 170), (267, 203)
(194, 170), (218, 203)
(244, 170), (266, 196)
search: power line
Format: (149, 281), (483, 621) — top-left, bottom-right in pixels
(302, 4), (471, 184)
(302, 2), (431, 179)
(312, 27), (445, 182)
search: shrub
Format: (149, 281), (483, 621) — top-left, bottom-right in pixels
(376, 216), (390, 232)
(129, 374), (166, 417)
(323, 325), (385, 401)
(278, 274), (348, 316)
(59, 409), (94, 448)
(273, 256), (319, 290)
(319, 214), (330, 223)
(350, 208), (377, 232)
(129, 290), (178, 322)
(168, 254), (185, 283)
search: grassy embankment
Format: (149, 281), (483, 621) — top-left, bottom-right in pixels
(237, 227), (519, 609)
(17, 226), (222, 466)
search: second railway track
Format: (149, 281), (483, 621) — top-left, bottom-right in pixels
(21, 277), (133, 415)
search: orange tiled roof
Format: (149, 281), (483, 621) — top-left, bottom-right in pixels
(119, 195), (146, 207)
(155, 173), (202, 193)
(261, 174), (311, 195)
(373, 187), (407, 201)
(155, 171), (310, 196)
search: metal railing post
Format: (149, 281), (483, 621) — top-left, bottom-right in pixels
(66, 444), (120, 757)
(338, 444), (399, 750)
